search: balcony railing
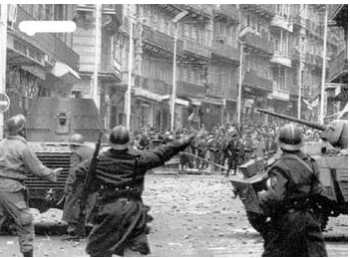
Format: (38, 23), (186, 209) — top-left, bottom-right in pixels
(270, 50), (292, 67)
(240, 5), (275, 18)
(177, 81), (206, 98)
(183, 38), (211, 59)
(135, 75), (171, 96)
(328, 47), (348, 82)
(271, 15), (293, 32)
(100, 55), (121, 80)
(212, 42), (240, 63)
(214, 5), (239, 23)
(243, 32), (274, 55)
(15, 5), (79, 69)
(174, 4), (212, 19)
(142, 25), (183, 55)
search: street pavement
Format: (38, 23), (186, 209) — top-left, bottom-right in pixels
(0, 174), (347, 256)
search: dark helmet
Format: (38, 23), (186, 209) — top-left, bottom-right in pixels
(6, 114), (26, 135)
(278, 123), (303, 151)
(69, 133), (84, 146)
(109, 125), (130, 148)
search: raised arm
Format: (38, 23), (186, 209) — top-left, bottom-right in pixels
(22, 146), (62, 182)
(138, 135), (195, 171)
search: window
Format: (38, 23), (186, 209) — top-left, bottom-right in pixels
(54, 4), (64, 20)
(45, 5), (54, 20)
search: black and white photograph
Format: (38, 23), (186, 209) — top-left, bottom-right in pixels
(0, 3), (347, 257)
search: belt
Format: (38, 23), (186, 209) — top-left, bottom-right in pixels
(100, 185), (136, 192)
(99, 185), (141, 200)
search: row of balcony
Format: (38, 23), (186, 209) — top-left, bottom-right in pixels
(14, 5), (79, 70)
(134, 75), (206, 99)
(141, 25), (240, 62)
(141, 26), (309, 67)
(293, 15), (339, 47)
(240, 4), (275, 19)
(242, 31), (274, 55)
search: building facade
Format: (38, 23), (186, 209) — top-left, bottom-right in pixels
(5, 4), (80, 119)
(4, 4), (346, 134)
(118, 4), (345, 132)
(326, 4), (347, 121)
(71, 4), (123, 129)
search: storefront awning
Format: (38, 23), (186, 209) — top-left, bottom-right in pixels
(161, 95), (190, 106)
(134, 87), (164, 102)
(21, 65), (46, 80)
(202, 96), (225, 105)
(188, 97), (202, 106)
(243, 70), (273, 92)
(51, 62), (80, 84)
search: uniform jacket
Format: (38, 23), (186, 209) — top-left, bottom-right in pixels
(0, 135), (56, 192)
(64, 144), (94, 194)
(75, 139), (191, 195)
(258, 150), (325, 208)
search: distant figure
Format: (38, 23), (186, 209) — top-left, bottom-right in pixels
(62, 133), (95, 239)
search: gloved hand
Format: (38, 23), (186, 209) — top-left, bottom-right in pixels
(54, 167), (64, 176)
(52, 168), (64, 182)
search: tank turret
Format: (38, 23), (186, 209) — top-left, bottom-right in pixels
(257, 109), (348, 149)
(26, 97), (103, 142)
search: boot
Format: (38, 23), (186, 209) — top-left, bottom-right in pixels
(23, 250), (33, 257)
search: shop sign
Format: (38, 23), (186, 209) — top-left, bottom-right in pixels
(272, 90), (289, 101)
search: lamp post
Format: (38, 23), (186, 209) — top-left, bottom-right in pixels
(170, 10), (188, 132)
(319, 5), (328, 123)
(92, 4), (101, 111)
(237, 41), (244, 126)
(125, 16), (134, 130)
(297, 36), (304, 119)
(236, 26), (254, 126)
(0, 4), (8, 139)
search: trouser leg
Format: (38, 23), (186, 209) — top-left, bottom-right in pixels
(16, 212), (34, 255)
(0, 191), (34, 256)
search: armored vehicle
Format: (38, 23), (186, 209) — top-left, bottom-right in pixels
(23, 97), (103, 212)
(231, 109), (347, 232)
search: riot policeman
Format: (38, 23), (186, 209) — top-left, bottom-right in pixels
(74, 125), (198, 256)
(257, 123), (327, 257)
(0, 114), (62, 257)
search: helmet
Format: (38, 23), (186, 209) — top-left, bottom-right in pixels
(278, 123), (303, 151)
(7, 114), (26, 135)
(69, 133), (84, 146)
(109, 125), (130, 149)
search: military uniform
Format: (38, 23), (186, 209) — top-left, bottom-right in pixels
(62, 143), (94, 237)
(75, 136), (193, 256)
(258, 124), (327, 257)
(0, 135), (58, 256)
(225, 136), (240, 175)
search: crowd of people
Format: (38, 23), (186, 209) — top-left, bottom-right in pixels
(130, 120), (321, 174)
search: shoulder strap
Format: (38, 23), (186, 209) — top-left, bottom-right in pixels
(280, 153), (314, 174)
